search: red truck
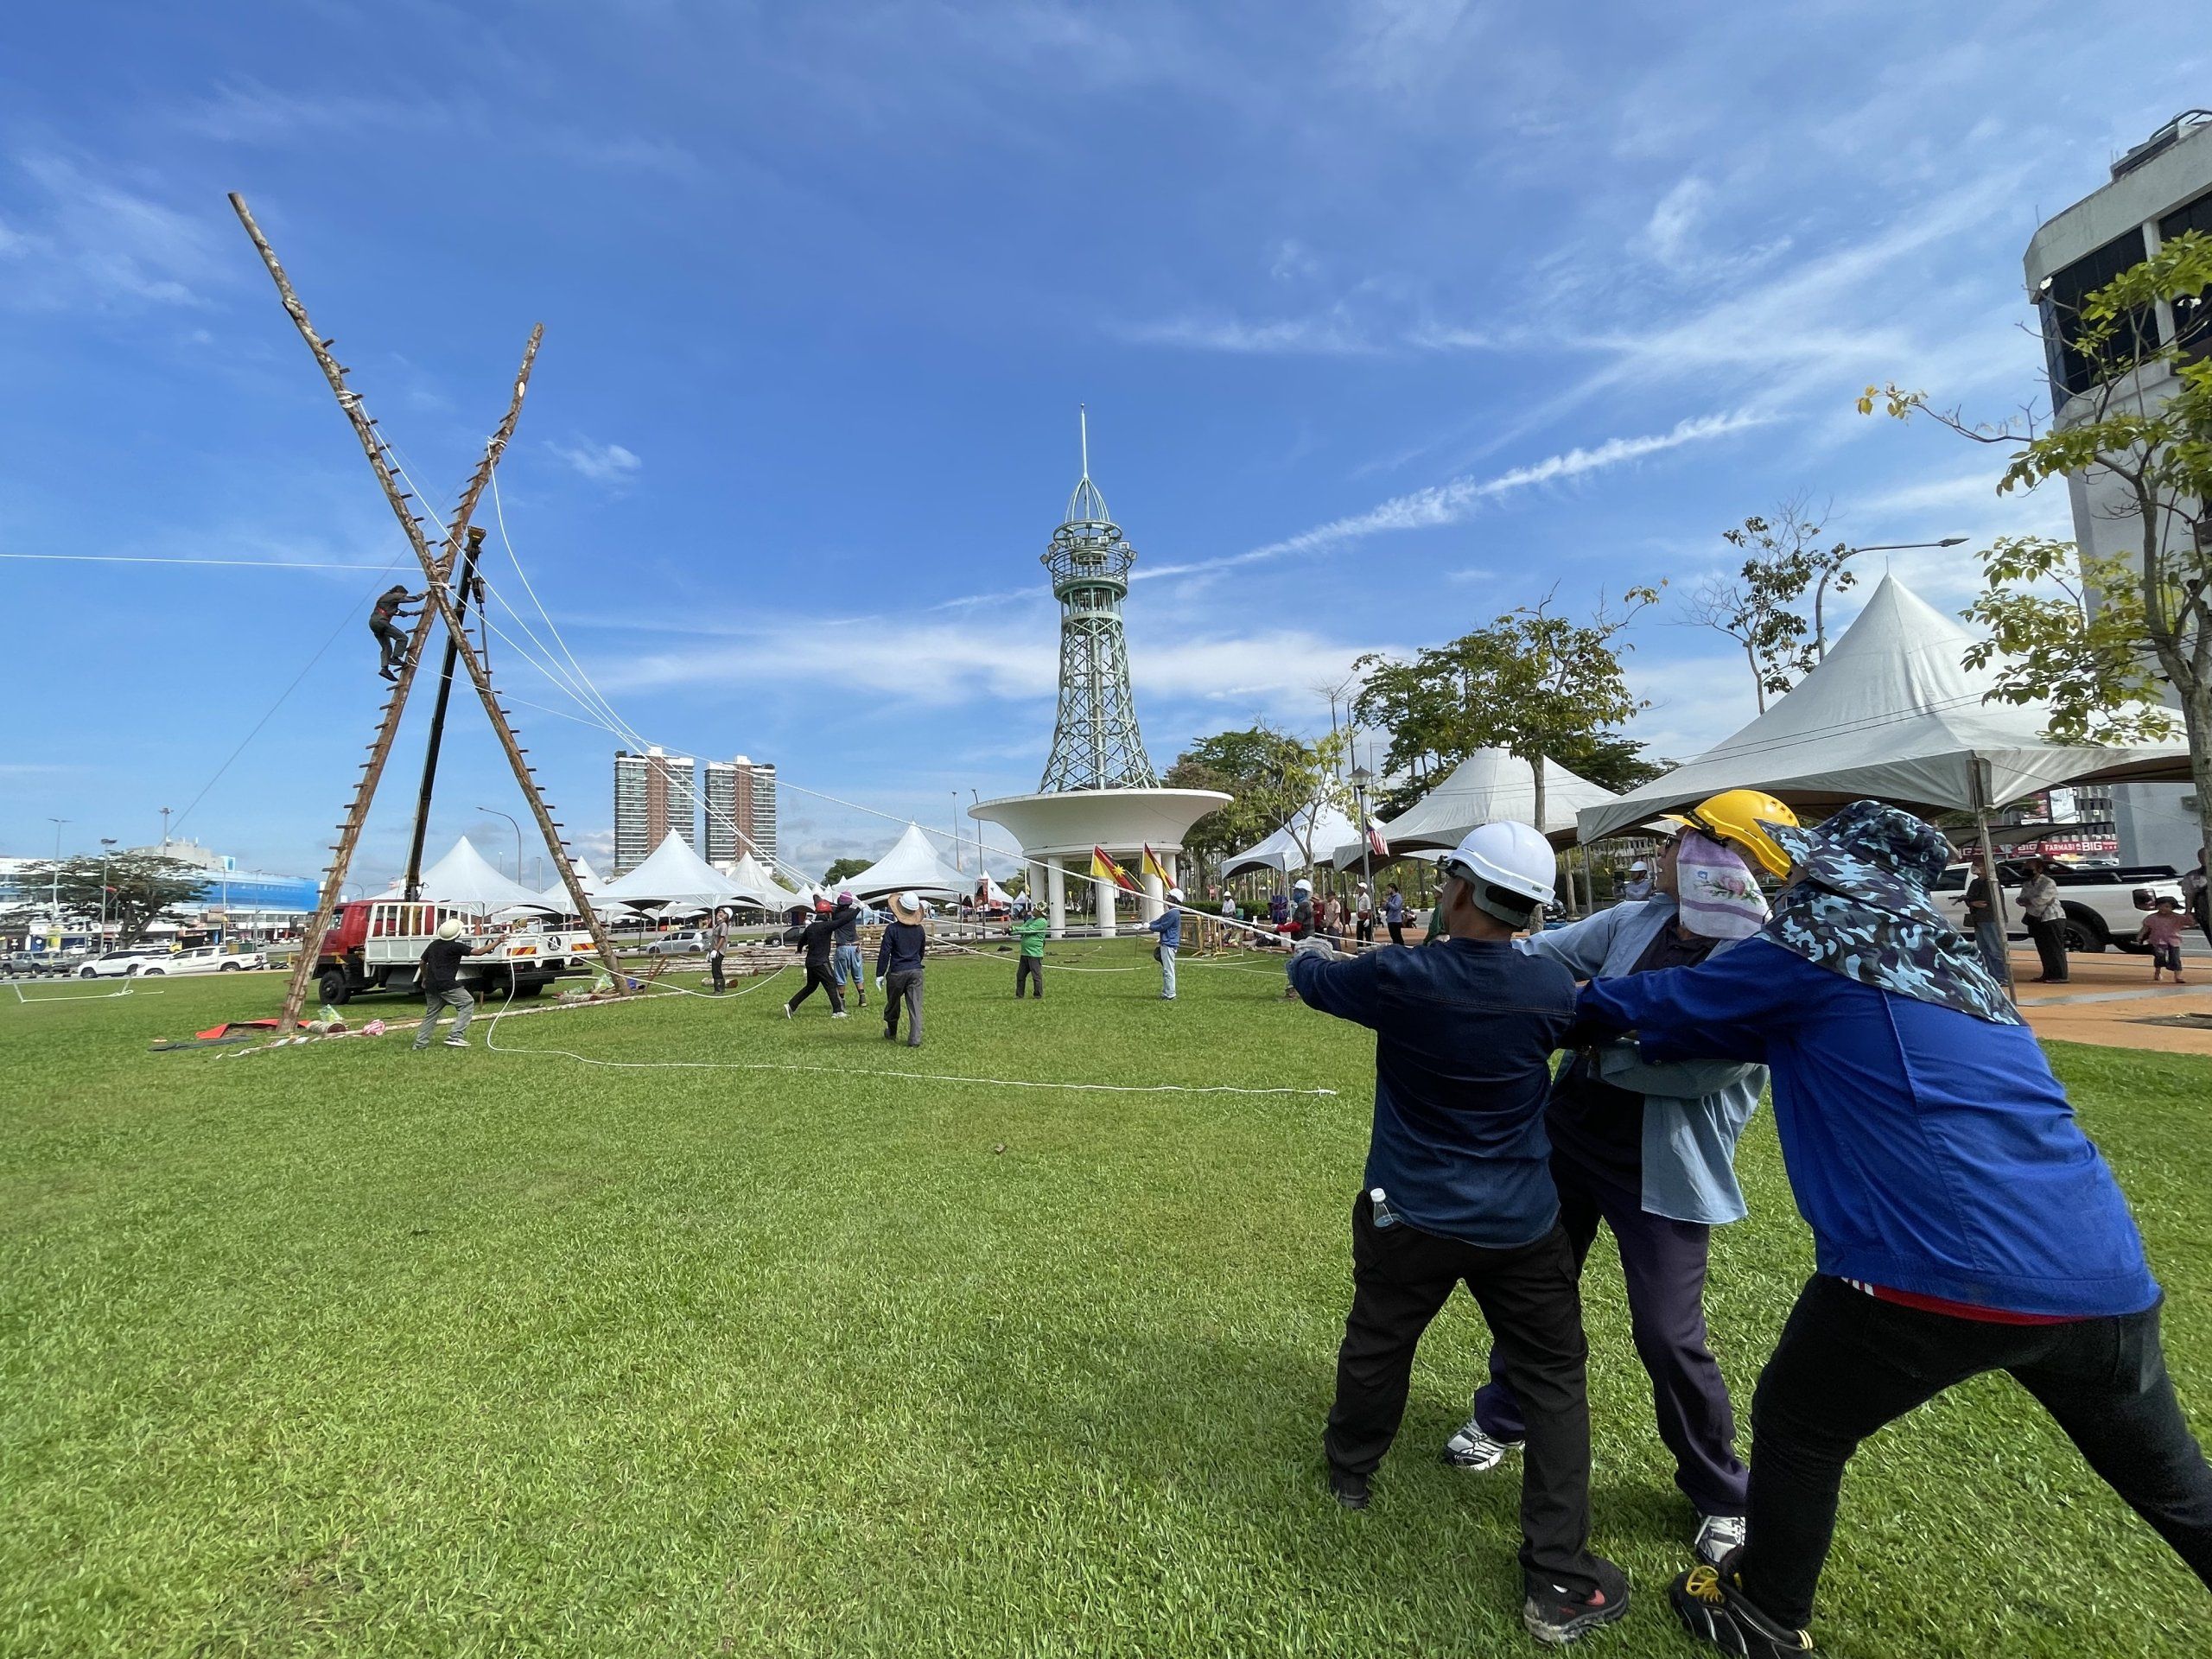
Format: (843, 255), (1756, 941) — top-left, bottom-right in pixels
(314, 899), (601, 1007)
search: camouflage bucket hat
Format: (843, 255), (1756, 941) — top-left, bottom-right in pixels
(1761, 799), (1952, 930)
(1758, 799), (2022, 1026)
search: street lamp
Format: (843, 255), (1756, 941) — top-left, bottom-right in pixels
(99, 838), (117, 944)
(477, 806), (523, 879)
(1815, 537), (1969, 658)
(46, 817), (67, 936)
(1350, 762), (1376, 906)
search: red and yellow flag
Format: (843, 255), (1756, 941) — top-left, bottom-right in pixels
(1090, 846), (1143, 893)
(1141, 843), (1170, 884)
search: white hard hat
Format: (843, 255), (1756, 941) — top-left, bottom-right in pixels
(1166, 886), (1184, 902)
(1441, 821), (1557, 918)
(1293, 877), (1313, 893)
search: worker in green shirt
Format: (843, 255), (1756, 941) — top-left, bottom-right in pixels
(1010, 912), (1050, 999)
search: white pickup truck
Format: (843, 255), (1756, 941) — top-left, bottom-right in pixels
(1929, 859), (2184, 954)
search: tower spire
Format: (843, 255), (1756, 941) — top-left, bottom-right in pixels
(1079, 402), (1089, 481)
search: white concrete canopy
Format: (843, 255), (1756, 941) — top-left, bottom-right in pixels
(596, 832), (742, 911)
(844, 822), (966, 899)
(970, 787), (1230, 937)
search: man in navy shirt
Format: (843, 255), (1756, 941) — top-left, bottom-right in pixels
(1576, 801), (2212, 1656)
(1145, 886), (1182, 1000)
(1289, 820), (1630, 1646)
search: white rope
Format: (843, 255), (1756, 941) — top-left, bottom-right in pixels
(8, 980), (164, 1005)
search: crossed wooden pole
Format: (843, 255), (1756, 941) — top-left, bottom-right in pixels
(228, 194), (626, 1032)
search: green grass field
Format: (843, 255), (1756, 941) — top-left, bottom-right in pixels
(4, 941), (2209, 1657)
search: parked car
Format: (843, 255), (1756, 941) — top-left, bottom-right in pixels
(1929, 859), (2184, 953)
(79, 944), (175, 978)
(137, 944), (264, 976)
(645, 929), (711, 957)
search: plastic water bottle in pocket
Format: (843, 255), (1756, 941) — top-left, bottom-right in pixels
(1370, 1186), (1398, 1229)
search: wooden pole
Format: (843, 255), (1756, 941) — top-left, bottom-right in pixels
(231, 194), (624, 1027)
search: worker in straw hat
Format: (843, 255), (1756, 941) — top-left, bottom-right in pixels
(1572, 798), (2212, 1656)
(875, 891), (929, 1047)
(1287, 820), (1631, 1645)
(412, 916), (498, 1050)
(1445, 789), (1798, 1572)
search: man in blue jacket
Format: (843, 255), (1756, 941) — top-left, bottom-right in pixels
(1573, 800), (2212, 1656)
(1146, 886), (1182, 1000)
(1448, 792), (1795, 1569)
(1290, 821), (1630, 1646)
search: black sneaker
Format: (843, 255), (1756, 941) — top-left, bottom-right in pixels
(1522, 1557), (1630, 1645)
(1669, 1562), (1813, 1655)
(1327, 1467), (1370, 1510)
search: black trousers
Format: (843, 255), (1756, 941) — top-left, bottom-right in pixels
(786, 962), (843, 1014)
(2025, 914), (2070, 981)
(709, 950), (726, 995)
(1739, 1274), (2212, 1630)
(1387, 921), (1406, 946)
(1014, 956), (1044, 998)
(1475, 1154), (1748, 1516)
(1356, 916), (1375, 943)
(371, 617), (407, 671)
(884, 969), (923, 1045)
(1326, 1193), (1605, 1593)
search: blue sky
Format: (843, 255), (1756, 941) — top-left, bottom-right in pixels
(3, 3), (2205, 885)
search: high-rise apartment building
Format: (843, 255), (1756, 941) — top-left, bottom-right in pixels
(613, 746), (698, 873)
(703, 755), (778, 868)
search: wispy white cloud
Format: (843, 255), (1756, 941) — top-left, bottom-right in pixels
(1141, 410), (1769, 582)
(1112, 309), (1382, 355)
(0, 153), (226, 312)
(545, 438), (642, 486)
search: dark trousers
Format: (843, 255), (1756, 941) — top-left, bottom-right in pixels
(884, 969), (923, 1045)
(1014, 956), (1044, 998)
(1326, 1193), (1605, 1593)
(1474, 1156), (1748, 1516)
(709, 950), (726, 994)
(371, 617), (407, 671)
(787, 963), (843, 1014)
(1738, 1274), (2212, 1630)
(2026, 914), (2070, 981)
(1356, 916), (1375, 943)
(1387, 921), (1406, 946)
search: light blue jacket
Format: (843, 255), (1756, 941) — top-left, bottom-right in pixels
(1517, 899), (1765, 1226)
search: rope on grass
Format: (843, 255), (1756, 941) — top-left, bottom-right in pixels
(9, 980), (166, 1005)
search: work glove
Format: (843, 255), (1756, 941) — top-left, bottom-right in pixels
(1290, 934), (1337, 964)
(874, 976), (885, 990)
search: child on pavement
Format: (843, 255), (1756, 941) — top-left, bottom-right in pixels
(2141, 895), (2190, 983)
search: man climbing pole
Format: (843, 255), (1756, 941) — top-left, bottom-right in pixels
(371, 582), (425, 681)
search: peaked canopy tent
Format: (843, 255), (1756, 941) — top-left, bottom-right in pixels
(1576, 575), (2192, 849)
(1329, 749), (1619, 866)
(721, 851), (802, 911)
(594, 833), (743, 914)
(1223, 804), (1358, 880)
(534, 856), (613, 914)
(843, 823), (967, 900)
(411, 836), (551, 912)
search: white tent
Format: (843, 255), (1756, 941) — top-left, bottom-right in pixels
(843, 823), (966, 899)
(1330, 749), (1618, 863)
(1223, 803), (1357, 878)
(1577, 575), (2192, 845)
(416, 836), (550, 912)
(534, 856), (613, 913)
(595, 833), (742, 912)
(721, 851), (801, 910)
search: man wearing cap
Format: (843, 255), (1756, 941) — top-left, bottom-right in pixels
(1009, 905), (1049, 998)
(1446, 790), (1797, 1570)
(1620, 859), (1655, 902)
(707, 907), (731, 995)
(875, 891), (928, 1046)
(1287, 820), (1630, 1645)
(1146, 887), (1183, 1000)
(831, 888), (867, 1008)
(784, 894), (856, 1020)
(1572, 800), (2212, 1656)
(413, 917), (498, 1049)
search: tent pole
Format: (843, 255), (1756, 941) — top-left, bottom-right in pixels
(1971, 756), (2015, 997)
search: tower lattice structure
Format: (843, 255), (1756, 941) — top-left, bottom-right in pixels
(1039, 414), (1160, 792)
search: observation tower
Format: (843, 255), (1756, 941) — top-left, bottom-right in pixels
(971, 410), (1230, 937)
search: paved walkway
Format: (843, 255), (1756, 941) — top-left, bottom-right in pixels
(2009, 946), (2212, 1058)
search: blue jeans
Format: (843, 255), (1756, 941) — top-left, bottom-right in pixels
(833, 944), (864, 995)
(1974, 918), (2010, 985)
(1160, 944), (1177, 999)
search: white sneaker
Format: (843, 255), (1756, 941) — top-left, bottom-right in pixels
(442, 1036), (468, 1048)
(1441, 1414), (1521, 1471)
(782, 1005), (792, 1019)
(1694, 1512), (1747, 1566)
(831, 1011), (849, 1020)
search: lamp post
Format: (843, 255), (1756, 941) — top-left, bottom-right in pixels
(477, 806), (523, 880)
(99, 838), (117, 944)
(1815, 537), (1968, 658)
(46, 817), (67, 937)
(1350, 761), (1375, 907)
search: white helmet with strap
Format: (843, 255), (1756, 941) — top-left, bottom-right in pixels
(1440, 820), (1556, 924)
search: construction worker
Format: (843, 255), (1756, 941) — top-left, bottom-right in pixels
(1146, 886), (1183, 999)
(876, 891), (928, 1046)
(1288, 821), (1630, 1645)
(831, 887), (866, 1008)
(1446, 789), (1799, 1570)
(370, 583), (424, 680)
(784, 895), (855, 1020)
(707, 906), (730, 995)
(1573, 800), (2212, 1656)
(413, 917), (496, 1049)
(1010, 906), (1049, 998)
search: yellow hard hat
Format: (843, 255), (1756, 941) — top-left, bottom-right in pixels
(1680, 789), (1800, 879)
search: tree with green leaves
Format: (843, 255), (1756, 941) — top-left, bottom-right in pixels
(13, 852), (205, 944)
(821, 856), (871, 887)
(1683, 500), (1846, 711)
(1862, 226), (2211, 880)
(1166, 724), (1343, 883)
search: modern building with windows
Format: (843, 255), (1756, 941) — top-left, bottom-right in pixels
(2023, 110), (2212, 868)
(613, 747), (699, 874)
(703, 755), (777, 868)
